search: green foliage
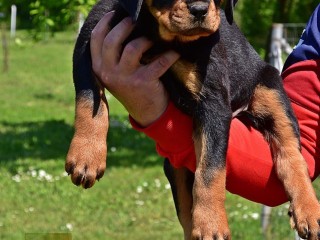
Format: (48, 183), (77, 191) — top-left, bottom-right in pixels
(237, 0), (319, 55)
(28, 0), (96, 40)
(0, 0), (96, 40)
(1, 0), (319, 45)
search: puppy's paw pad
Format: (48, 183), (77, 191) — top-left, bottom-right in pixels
(66, 136), (106, 188)
(191, 206), (230, 240)
(289, 201), (320, 239)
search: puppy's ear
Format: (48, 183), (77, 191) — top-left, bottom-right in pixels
(119, 0), (144, 22)
(225, 0), (238, 24)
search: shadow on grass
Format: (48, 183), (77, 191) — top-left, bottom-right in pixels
(0, 116), (162, 173)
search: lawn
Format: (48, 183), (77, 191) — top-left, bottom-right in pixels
(0, 30), (318, 239)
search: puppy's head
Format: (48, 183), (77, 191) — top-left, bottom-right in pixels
(120, 0), (238, 42)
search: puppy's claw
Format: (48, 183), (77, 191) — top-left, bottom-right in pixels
(96, 169), (105, 181)
(65, 162), (75, 175)
(72, 173), (85, 186)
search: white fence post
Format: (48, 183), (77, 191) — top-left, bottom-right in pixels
(270, 23), (284, 71)
(261, 205), (272, 235)
(10, 5), (17, 38)
(78, 12), (84, 33)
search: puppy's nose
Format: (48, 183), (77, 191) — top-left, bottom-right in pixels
(188, 2), (209, 20)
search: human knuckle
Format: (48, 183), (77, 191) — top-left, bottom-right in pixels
(103, 34), (116, 48)
(100, 71), (111, 84)
(121, 17), (132, 28)
(130, 76), (142, 88)
(157, 56), (170, 69)
(123, 41), (140, 56)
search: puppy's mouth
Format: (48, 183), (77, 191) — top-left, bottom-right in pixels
(160, 15), (219, 42)
(147, 0), (220, 42)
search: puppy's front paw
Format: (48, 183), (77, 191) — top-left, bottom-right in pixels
(289, 199), (320, 240)
(66, 136), (106, 188)
(191, 204), (230, 240)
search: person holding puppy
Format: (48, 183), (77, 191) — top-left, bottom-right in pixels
(90, 5), (320, 207)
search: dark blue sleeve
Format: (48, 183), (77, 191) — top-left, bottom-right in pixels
(283, 4), (320, 71)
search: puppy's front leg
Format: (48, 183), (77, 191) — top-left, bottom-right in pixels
(191, 102), (232, 240)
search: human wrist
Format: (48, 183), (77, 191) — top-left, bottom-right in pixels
(128, 93), (169, 127)
(130, 101), (194, 153)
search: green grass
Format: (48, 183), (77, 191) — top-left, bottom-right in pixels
(0, 30), (318, 239)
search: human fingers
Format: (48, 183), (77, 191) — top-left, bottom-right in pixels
(102, 17), (135, 66)
(90, 11), (115, 65)
(142, 50), (180, 80)
(119, 37), (153, 70)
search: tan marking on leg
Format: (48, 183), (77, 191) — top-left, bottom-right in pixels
(250, 85), (312, 199)
(191, 133), (230, 239)
(251, 85), (320, 239)
(66, 85), (109, 188)
(174, 168), (193, 240)
(171, 60), (202, 100)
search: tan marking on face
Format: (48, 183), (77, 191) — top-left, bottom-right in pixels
(145, 0), (221, 42)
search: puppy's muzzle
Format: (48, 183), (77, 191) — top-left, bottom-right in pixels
(187, 1), (210, 21)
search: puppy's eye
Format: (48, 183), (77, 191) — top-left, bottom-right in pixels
(152, 0), (173, 9)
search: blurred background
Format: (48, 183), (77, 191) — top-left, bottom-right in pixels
(0, 0), (319, 239)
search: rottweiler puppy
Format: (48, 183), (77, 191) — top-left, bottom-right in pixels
(66, 0), (320, 239)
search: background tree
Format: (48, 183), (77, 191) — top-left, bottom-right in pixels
(238, 0), (319, 56)
(0, 0), (318, 47)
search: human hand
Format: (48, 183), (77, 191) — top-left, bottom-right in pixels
(90, 12), (180, 127)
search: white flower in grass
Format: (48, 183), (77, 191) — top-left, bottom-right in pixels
(229, 211), (239, 217)
(136, 186), (143, 193)
(111, 147), (117, 152)
(135, 200), (144, 206)
(24, 207), (35, 213)
(154, 179), (161, 188)
(142, 181), (148, 187)
(165, 184), (171, 190)
(37, 169), (53, 182)
(12, 174), (21, 183)
(38, 170), (46, 178)
(28, 169), (37, 177)
(251, 213), (259, 220)
(66, 223), (73, 231)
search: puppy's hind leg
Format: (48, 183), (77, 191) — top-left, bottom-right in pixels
(249, 82), (320, 240)
(66, 44), (109, 189)
(164, 159), (194, 240)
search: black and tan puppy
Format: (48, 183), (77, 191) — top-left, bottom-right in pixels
(66, 0), (320, 239)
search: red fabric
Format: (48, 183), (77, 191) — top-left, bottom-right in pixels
(130, 59), (320, 207)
